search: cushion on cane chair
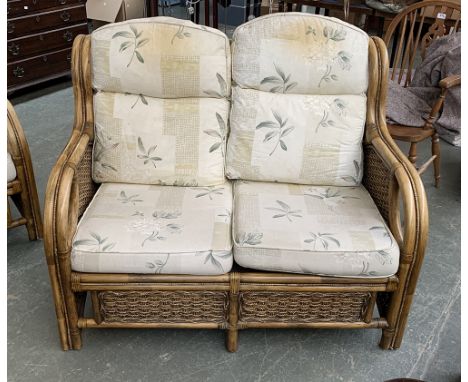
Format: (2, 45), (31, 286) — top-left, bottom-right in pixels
(71, 182), (233, 275)
(232, 181), (399, 277)
(90, 17), (231, 186)
(226, 13), (369, 186)
(7, 152), (16, 182)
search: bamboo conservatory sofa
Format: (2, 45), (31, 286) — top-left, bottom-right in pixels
(44, 14), (428, 352)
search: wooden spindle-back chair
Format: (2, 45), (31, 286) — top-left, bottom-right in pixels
(383, 0), (461, 187)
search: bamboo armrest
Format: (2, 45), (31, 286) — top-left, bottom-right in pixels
(439, 74), (460, 89)
(365, 37), (429, 272)
(44, 131), (92, 257)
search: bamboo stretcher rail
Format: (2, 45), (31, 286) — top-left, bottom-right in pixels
(72, 284), (232, 292)
(238, 319), (389, 329)
(78, 319), (223, 329)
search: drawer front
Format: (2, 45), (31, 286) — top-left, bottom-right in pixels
(8, 0), (85, 18)
(7, 5), (86, 39)
(8, 48), (72, 88)
(7, 23), (88, 61)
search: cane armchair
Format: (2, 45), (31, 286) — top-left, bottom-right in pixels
(44, 15), (428, 352)
(383, 0), (461, 187)
(7, 100), (43, 239)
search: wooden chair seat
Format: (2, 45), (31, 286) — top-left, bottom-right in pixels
(387, 124), (434, 143)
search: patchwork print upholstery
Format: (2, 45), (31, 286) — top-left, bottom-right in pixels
(71, 182), (233, 275)
(227, 13), (369, 185)
(91, 17), (231, 98)
(7, 152), (16, 182)
(232, 181), (399, 277)
(91, 18), (231, 186)
(232, 13), (368, 94)
(226, 87), (366, 185)
(92, 92), (229, 186)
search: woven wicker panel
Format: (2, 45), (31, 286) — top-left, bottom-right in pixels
(98, 291), (229, 323)
(363, 145), (391, 222)
(74, 143), (98, 217)
(239, 291), (371, 323)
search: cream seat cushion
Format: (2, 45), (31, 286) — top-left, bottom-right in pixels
(233, 181), (399, 277)
(7, 152), (16, 182)
(71, 182), (233, 275)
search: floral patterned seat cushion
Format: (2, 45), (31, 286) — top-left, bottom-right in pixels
(233, 181), (399, 277)
(91, 18), (231, 186)
(227, 13), (369, 185)
(71, 182), (233, 275)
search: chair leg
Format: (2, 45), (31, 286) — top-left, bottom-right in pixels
(11, 191), (38, 241)
(408, 142), (417, 168)
(432, 132), (441, 188)
(226, 272), (240, 352)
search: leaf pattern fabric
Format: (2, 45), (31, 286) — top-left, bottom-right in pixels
(232, 181), (399, 277)
(71, 182), (233, 275)
(92, 17), (231, 99)
(92, 92), (229, 186)
(232, 13), (368, 95)
(226, 87), (366, 185)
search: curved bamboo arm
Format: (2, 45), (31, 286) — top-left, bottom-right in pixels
(43, 34), (94, 350)
(367, 36), (429, 349)
(366, 37), (428, 265)
(7, 100), (43, 239)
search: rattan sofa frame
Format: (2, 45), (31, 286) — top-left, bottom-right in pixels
(43, 33), (428, 352)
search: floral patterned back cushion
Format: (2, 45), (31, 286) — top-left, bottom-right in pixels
(92, 92), (229, 186)
(226, 88), (365, 185)
(231, 13), (368, 95)
(227, 13), (369, 185)
(91, 18), (231, 186)
(91, 17), (231, 99)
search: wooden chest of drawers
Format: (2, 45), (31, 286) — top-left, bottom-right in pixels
(7, 0), (89, 93)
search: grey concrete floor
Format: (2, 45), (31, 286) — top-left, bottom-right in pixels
(8, 80), (460, 382)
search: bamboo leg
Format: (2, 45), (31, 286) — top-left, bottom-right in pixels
(432, 132), (441, 187)
(11, 192), (37, 240)
(226, 272), (240, 352)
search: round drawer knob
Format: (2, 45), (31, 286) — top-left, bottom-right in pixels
(7, 22), (15, 34)
(59, 0), (67, 4)
(13, 66), (25, 78)
(63, 31), (73, 42)
(36, 16), (41, 23)
(60, 11), (71, 22)
(8, 43), (20, 56)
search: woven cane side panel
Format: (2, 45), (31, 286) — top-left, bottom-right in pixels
(75, 143), (98, 217)
(239, 292), (371, 323)
(98, 291), (229, 323)
(362, 145), (391, 222)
